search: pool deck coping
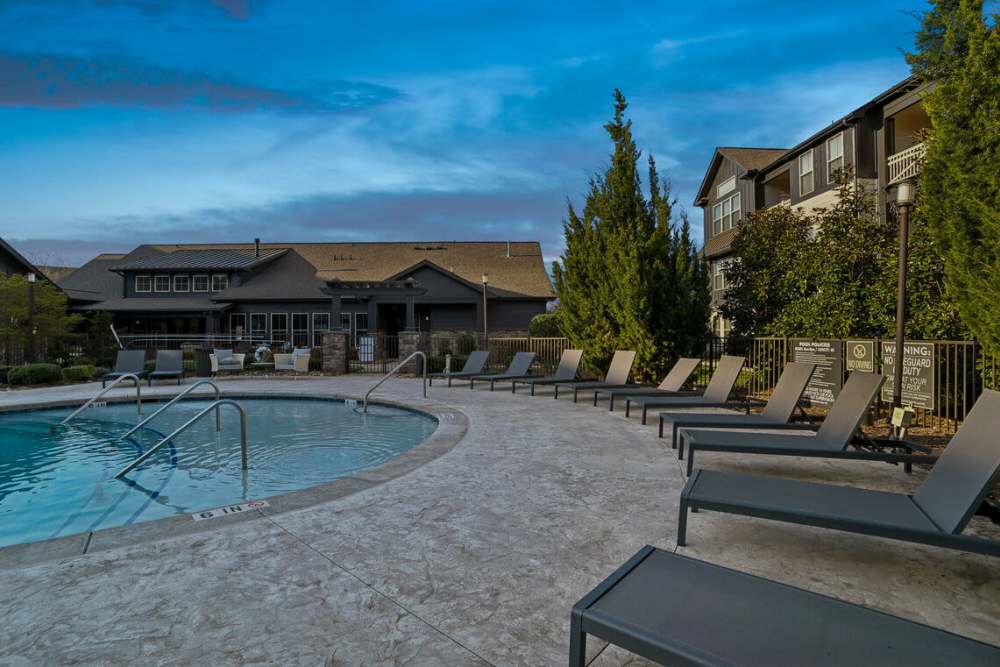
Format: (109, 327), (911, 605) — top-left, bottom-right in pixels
(0, 390), (468, 570)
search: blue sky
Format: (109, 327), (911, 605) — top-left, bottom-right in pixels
(0, 0), (924, 267)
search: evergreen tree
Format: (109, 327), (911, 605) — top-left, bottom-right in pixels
(907, 0), (1000, 352)
(553, 90), (710, 381)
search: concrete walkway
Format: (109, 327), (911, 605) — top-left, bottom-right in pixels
(0, 377), (997, 666)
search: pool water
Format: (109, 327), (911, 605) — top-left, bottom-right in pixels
(0, 398), (437, 548)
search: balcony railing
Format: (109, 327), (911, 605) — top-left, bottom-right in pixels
(887, 142), (926, 185)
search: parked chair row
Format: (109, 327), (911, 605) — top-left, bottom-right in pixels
(103, 349), (183, 387)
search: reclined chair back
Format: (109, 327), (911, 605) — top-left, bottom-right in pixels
(815, 371), (884, 448)
(702, 356), (745, 402)
(657, 358), (701, 392)
(502, 351), (536, 377)
(914, 390), (1000, 534)
(553, 349), (583, 381)
(460, 351), (490, 374)
(154, 350), (183, 373)
(603, 351), (636, 385)
(760, 362), (816, 422)
(115, 350), (147, 374)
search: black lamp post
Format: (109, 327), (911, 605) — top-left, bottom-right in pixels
(26, 272), (36, 364)
(891, 180), (916, 410)
(481, 273), (489, 345)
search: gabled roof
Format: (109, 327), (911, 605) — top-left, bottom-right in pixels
(0, 237), (43, 276)
(110, 247), (286, 272)
(386, 259), (492, 295)
(214, 250), (328, 301)
(694, 147), (787, 205)
(57, 253), (128, 302)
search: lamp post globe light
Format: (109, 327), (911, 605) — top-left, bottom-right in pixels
(891, 180), (916, 414)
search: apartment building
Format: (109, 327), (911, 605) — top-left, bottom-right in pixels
(695, 76), (930, 336)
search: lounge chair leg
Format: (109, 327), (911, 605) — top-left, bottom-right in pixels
(641, 405), (648, 425)
(470, 379), (474, 390)
(572, 388), (578, 403)
(592, 392), (598, 407)
(530, 384), (535, 396)
(553, 386), (559, 399)
(624, 400), (630, 417)
(677, 498), (689, 547)
(686, 447), (695, 476)
(569, 609), (586, 667)
(658, 415), (664, 438)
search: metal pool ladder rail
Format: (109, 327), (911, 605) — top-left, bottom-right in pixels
(114, 399), (248, 479)
(117, 380), (221, 441)
(363, 351), (427, 413)
(60, 373), (143, 425)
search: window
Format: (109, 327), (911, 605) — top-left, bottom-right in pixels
(173, 274), (190, 292)
(193, 275), (209, 292)
(713, 260), (731, 291)
(716, 175), (736, 198)
(826, 132), (844, 183)
(312, 313), (330, 347)
(250, 313), (267, 342)
(230, 313), (246, 339)
(211, 274), (229, 292)
(354, 312), (369, 344)
(799, 149), (815, 195)
(154, 275), (171, 292)
(135, 275), (152, 292)
(711, 192), (741, 235)
(292, 313), (309, 347)
(340, 312), (352, 332)
(271, 313), (289, 343)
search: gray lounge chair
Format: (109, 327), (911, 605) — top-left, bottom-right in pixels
(510, 349), (583, 395)
(102, 350), (148, 387)
(659, 361), (816, 447)
(468, 352), (536, 390)
(147, 350), (184, 386)
(428, 350), (490, 387)
(591, 357), (702, 411)
(678, 370), (935, 475)
(553, 350), (636, 402)
(623, 355), (746, 424)
(570, 546), (1000, 667)
(677, 389), (1000, 557)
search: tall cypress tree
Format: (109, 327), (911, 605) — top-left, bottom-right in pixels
(907, 0), (1000, 352)
(553, 90), (710, 381)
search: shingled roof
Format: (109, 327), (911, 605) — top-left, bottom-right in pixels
(694, 147), (788, 206)
(149, 241), (555, 298)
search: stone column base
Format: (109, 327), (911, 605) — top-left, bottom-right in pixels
(322, 331), (351, 375)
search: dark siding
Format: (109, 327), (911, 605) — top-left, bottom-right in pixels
(490, 300), (546, 330)
(703, 156), (752, 245)
(0, 251), (23, 276)
(430, 304), (477, 330)
(398, 265), (480, 301)
(788, 125), (856, 204)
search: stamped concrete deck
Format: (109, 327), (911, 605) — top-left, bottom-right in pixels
(1, 376), (997, 666)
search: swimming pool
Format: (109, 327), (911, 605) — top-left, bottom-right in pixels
(0, 397), (438, 548)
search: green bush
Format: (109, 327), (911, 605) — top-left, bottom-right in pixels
(62, 365), (97, 382)
(456, 334), (477, 355)
(8, 363), (64, 386)
(529, 311), (563, 337)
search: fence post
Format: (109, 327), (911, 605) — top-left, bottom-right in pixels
(321, 331), (350, 375)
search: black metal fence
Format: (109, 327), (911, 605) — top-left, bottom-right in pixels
(703, 336), (999, 433)
(349, 334), (400, 373)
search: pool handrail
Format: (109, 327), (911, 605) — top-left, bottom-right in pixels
(117, 380), (221, 442)
(60, 373), (142, 425)
(363, 351), (427, 413)
(114, 399), (248, 479)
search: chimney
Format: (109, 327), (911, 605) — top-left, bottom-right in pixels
(254, 238), (260, 258)
(506, 240), (511, 258)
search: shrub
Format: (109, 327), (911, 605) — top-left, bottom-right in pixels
(8, 363), (64, 386)
(529, 311), (563, 337)
(62, 365), (97, 382)
(456, 334), (477, 355)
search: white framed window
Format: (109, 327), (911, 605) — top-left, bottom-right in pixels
(713, 259), (731, 291)
(173, 274), (190, 292)
(716, 175), (736, 198)
(250, 313), (267, 342)
(799, 149), (815, 196)
(192, 274), (209, 292)
(135, 275), (152, 293)
(292, 313), (309, 347)
(230, 313), (246, 339)
(154, 275), (171, 292)
(826, 132), (844, 182)
(312, 313), (330, 347)
(270, 313), (289, 343)
(211, 274), (229, 292)
(711, 192), (741, 235)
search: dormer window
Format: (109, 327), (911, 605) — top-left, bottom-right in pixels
(192, 275), (209, 292)
(211, 274), (229, 291)
(154, 275), (170, 292)
(135, 275), (152, 293)
(716, 176), (736, 198)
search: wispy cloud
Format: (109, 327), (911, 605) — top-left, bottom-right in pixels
(0, 50), (398, 112)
